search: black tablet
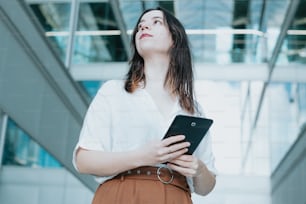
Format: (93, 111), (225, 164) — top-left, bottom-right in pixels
(163, 115), (213, 155)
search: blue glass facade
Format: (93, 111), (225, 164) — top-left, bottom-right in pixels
(2, 119), (61, 168)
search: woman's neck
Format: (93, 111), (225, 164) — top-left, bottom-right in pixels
(142, 56), (177, 118)
(143, 55), (170, 86)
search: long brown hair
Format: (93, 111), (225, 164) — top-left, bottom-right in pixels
(124, 7), (196, 114)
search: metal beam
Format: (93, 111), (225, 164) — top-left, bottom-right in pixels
(70, 62), (306, 82)
(109, 0), (131, 58)
(65, 0), (79, 69)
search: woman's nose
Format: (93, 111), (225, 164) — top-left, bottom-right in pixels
(140, 23), (150, 30)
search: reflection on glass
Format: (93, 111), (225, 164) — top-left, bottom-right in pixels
(78, 2), (117, 31)
(47, 36), (68, 62)
(189, 33), (265, 63)
(74, 2), (127, 63)
(30, 3), (71, 64)
(278, 0), (306, 65)
(30, 3), (71, 31)
(264, 0), (290, 57)
(2, 119), (61, 168)
(73, 35), (127, 63)
(119, 0), (142, 30)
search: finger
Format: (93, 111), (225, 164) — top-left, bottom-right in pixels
(169, 141), (191, 152)
(162, 135), (185, 146)
(160, 148), (188, 162)
(173, 155), (194, 162)
(162, 143), (189, 156)
(170, 156), (198, 169)
(169, 148), (189, 161)
(167, 163), (197, 177)
(169, 159), (189, 167)
(158, 142), (188, 155)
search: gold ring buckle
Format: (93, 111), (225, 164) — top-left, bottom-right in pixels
(157, 165), (174, 184)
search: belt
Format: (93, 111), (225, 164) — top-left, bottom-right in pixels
(113, 166), (190, 192)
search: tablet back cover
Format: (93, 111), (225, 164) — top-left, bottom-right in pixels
(164, 115), (213, 155)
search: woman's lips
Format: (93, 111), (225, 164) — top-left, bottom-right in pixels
(140, 33), (153, 39)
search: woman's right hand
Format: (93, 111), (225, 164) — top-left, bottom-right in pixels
(138, 135), (190, 166)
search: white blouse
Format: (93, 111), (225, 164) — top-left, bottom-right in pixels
(73, 80), (217, 192)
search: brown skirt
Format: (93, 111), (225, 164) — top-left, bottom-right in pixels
(92, 166), (192, 204)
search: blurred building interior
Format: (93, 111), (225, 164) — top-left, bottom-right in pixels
(0, 0), (306, 203)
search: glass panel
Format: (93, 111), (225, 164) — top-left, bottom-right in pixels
(119, 0), (267, 64)
(249, 0), (265, 30)
(264, 0), (290, 58)
(73, 35), (127, 63)
(78, 2), (117, 31)
(29, 3), (71, 63)
(276, 0), (306, 65)
(47, 36), (68, 63)
(157, 1), (175, 14)
(176, 1), (232, 29)
(260, 82), (303, 172)
(297, 83), (306, 125)
(119, 0), (143, 30)
(190, 33), (265, 63)
(29, 3), (71, 31)
(2, 118), (61, 168)
(74, 2), (128, 62)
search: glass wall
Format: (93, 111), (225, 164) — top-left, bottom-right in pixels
(30, 3), (71, 63)
(1, 117), (61, 168)
(267, 81), (306, 170)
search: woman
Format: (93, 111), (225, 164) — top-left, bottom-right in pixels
(73, 7), (216, 204)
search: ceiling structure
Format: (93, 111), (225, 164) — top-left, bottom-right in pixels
(25, 0), (306, 68)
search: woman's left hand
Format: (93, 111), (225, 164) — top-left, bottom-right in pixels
(167, 155), (203, 177)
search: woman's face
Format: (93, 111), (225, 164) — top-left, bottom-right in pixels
(135, 10), (173, 57)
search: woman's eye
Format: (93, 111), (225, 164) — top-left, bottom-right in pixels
(154, 20), (162, 24)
